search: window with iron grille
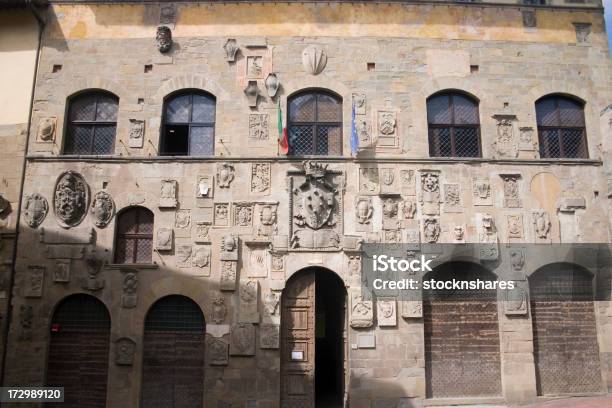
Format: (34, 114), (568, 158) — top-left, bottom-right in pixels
(536, 95), (588, 159)
(114, 207), (154, 264)
(288, 90), (342, 156)
(64, 91), (118, 155)
(427, 91), (481, 158)
(145, 295), (204, 332)
(161, 90), (216, 156)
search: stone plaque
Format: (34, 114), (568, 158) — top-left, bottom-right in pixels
(473, 177), (492, 206)
(443, 183), (462, 213)
(239, 280), (260, 323)
(260, 324), (280, 349)
(54, 171), (90, 228)
(25, 266), (45, 298)
(115, 337), (136, 365)
(193, 245), (211, 276)
(247, 247), (268, 278)
(220, 261), (237, 291)
(128, 119), (145, 148)
(350, 291), (373, 328)
(359, 167), (379, 195)
(251, 163), (271, 194)
(155, 228), (173, 251)
(507, 214), (524, 239)
(159, 180), (177, 208)
(196, 175), (213, 199)
(376, 298), (397, 327)
(193, 221), (211, 243)
(45, 245), (85, 259)
(504, 281), (528, 316)
(208, 338), (229, 365)
(501, 174), (522, 208)
(230, 323), (256, 356)
(176, 245), (192, 268)
(249, 114), (268, 140)
(121, 271), (138, 308)
(420, 170), (440, 216)
(220, 234), (239, 261)
(53, 260), (70, 283)
(357, 334), (376, 349)
(175, 209), (191, 229)
(40, 227), (94, 244)
(214, 203), (229, 227)
(401, 300), (423, 319)
(233, 203), (253, 227)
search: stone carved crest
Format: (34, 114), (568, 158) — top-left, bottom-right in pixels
(494, 116), (518, 158)
(244, 80), (259, 108)
(214, 203), (229, 226)
(265, 73), (280, 98)
(54, 171), (90, 228)
(473, 178), (492, 206)
(82, 256), (105, 291)
(194, 222), (210, 243)
(159, 180), (177, 208)
(359, 167), (379, 194)
(220, 261), (237, 291)
(128, 119), (144, 148)
(522, 10), (536, 28)
(216, 163), (235, 188)
(532, 211), (551, 239)
(25, 266), (44, 298)
(420, 171), (440, 215)
(115, 337), (136, 365)
(224, 38), (238, 62)
(256, 205), (277, 237)
(251, 163), (271, 193)
(377, 298), (397, 327)
(505, 284), (528, 316)
(385, 229), (401, 243)
(264, 291), (280, 315)
(90, 191), (115, 228)
(501, 174), (522, 208)
(53, 260), (70, 283)
(573, 22), (591, 43)
(400, 170), (415, 194)
(239, 280), (260, 323)
(249, 114), (268, 140)
(260, 324), (280, 349)
(423, 218), (441, 243)
(175, 209), (191, 229)
(509, 249), (525, 271)
(156, 25), (172, 53)
(246, 56), (263, 78)
(350, 292), (373, 328)
(19, 304), (33, 340)
(121, 271), (138, 308)
(248, 248), (268, 277)
(209, 338), (229, 365)
(479, 214), (499, 260)
(271, 254), (284, 272)
(23, 193), (48, 228)
(193, 246), (211, 269)
(507, 214), (523, 239)
(353, 93), (366, 115)
(196, 175), (212, 199)
(402, 199), (416, 219)
(220, 234), (238, 260)
(156, 228), (173, 251)
(355, 197), (373, 224)
(290, 161), (341, 250)
(380, 168), (395, 186)
(302, 45), (327, 75)
(348, 255), (361, 276)
(230, 323), (256, 356)
(453, 225), (465, 243)
(37, 117), (56, 142)
(176, 245), (192, 268)
(444, 183), (461, 207)
(401, 300), (423, 319)
(211, 296), (227, 324)
(378, 111), (396, 135)
(233, 204), (253, 227)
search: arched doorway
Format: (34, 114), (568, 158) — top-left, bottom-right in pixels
(46, 294), (111, 407)
(280, 268), (346, 408)
(423, 262), (502, 398)
(530, 263), (602, 395)
(141, 295), (205, 408)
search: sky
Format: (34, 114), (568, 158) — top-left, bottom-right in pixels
(606, 0), (612, 55)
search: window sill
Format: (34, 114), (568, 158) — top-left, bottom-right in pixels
(105, 263), (159, 270)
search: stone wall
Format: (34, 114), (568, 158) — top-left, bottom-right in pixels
(2, 2), (611, 407)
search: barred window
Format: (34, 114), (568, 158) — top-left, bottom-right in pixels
(161, 90), (216, 156)
(427, 91), (481, 158)
(288, 90), (342, 156)
(114, 207), (154, 264)
(64, 91), (118, 155)
(536, 95), (588, 159)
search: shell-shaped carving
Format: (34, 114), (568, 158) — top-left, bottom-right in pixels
(53, 171), (90, 228)
(265, 73), (280, 98)
(224, 38), (238, 62)
(302, 45), (328, 75)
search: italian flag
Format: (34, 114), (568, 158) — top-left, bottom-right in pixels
(277, 100), (289, 154)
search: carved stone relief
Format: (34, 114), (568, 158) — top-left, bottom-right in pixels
(220, 234), (238, 261)
(224, 38), (239, 62)
(156, 228), (173, 251)
(159, 180), (177, 208)
(519, 127), (535, 151)
(209, 338), (229, 365)
(400, 170), (416, 195)
(214, 203), (229, 227)
(211, 296), (227, 324)
(115, 337), (136, 365)
(156, 26), (172, 53)
(220, 261), (237, 291)
(19, 304), (33, 340)
(423, 218), (441, 243)
(478, 213), (499, 260)
(54, 171), (90, 228)
(271, 254), (284, 272)
(264, 291), (280, 316)
(473, 177), (492, 206)
(239, 280), (260, 323)
(196, 175), (213, 199)
(443, 183), (462, 213)
(509, 249), (525, 272)
(230, 323), (256, 356)
(23, 193), (48, 228)
(573, 22), (591, 43)
(420, 171), (440, 215)
(128, 119), (145, 148)
(504, 282), (528, 316)
(260, 324), (280, 349)
(401, 300), (423, 319)
(377, 298), (396, 327)
(194, 221), (211, 243)
(353, 93), (366, 115)
(53, 260), (70, 283)
(246, 55), (263, 78)
(350, 291), (373, 328)
(25, 266), (44, 298)
(249, 114), (268, 140)
(233, 204), (253, 227)
(375, 110), (398, 149)
(382, 198), (399, 230)
(217, 163), (235, 188)
(193, 245), (211, 275)
(290, 161), (341, 250)
(522, 10), (537, 28)
(302, 45), (327, 75)
(532, 210), (551, 241)
(452, 225), (466, 244)
(81, 256), (105, 291)
(37, 117), (57, 142)
(507, 214), (524, 239)
(501, 174), (522, 208)
(348, 255), (361, 277)
(175, 209), (191, 230)
(402, 198), (416, 220)
(379, 168), (398, 194)
(251, 163), (271, 194)
(355, 197), (373, 226)
(176, 245), (192, 268)
(121, 271), (138, 308)
(256, 204), (277, 237)
(359, 167), (379, 195)
(265, 73), (280, 98)
(244, 81), (259, 108)
(91, 191), (115, 228)
(493, 115), (518, 158)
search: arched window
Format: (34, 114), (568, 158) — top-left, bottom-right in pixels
(161, 90), (216, 156)
(427, 91), (481, 157)
(288, 90), (342, 155)
(114, 207), (154, 264)
(142, 295), (205, 408)
(536, 95), (588, 158)
(47, 294), (111, 407)
(64, 90), (118, 155)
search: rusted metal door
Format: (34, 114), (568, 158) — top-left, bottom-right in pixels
(141, 296), (205, 408)
(281, 271), (316, 408)
(531, 267), (602, 395)
(46, 294), (110, 408)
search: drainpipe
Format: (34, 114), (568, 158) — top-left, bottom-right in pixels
(0, 0), (47, 386)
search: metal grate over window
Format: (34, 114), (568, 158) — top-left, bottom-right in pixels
(288, 91), (342, 156)
(536, 95), (588, 158)
(427, 91), (481, 158)
(114, 207), (154, 264)
(64, 91), (118, 155)
(144, 295), (204, 332)
(51, 294), (110, 331)
(161, 91), (216, 156)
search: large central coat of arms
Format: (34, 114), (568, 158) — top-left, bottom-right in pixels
(290, 161), (342, 250)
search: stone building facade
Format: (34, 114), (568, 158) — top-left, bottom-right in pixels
(0, 1), (611, 407)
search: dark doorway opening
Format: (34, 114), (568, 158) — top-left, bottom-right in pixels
(315, 270), (345, 408)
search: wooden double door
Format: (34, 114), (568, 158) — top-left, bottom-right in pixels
(280, 269), (346, 408)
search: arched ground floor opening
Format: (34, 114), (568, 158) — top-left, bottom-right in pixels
(280, 267), (346, 408)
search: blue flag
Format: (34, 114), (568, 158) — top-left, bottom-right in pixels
(350, 101), (359, 155)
